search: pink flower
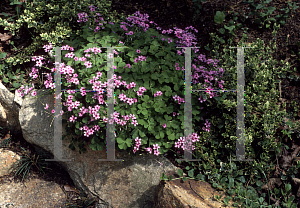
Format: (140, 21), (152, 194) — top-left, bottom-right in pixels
(84, 61), (92, 68)
(126, 31), (134, 35)
(108, 53), (114, 59)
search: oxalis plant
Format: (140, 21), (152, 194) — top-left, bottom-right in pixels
(15, 6), (226, 158)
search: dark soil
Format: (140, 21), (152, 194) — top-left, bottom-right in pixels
(0, 0), (300, 207)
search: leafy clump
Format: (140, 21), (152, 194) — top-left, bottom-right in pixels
(0, 0), (127, 66)
(9, 146), (51, 182)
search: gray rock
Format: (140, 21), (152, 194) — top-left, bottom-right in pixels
(0, 80), (22, 137)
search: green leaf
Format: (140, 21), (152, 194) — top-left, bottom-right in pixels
(256, 4), (264, 10)
(228, 177), (234, 189)
(285, 184), (291, 192)
(224, 25), (235, 32)
(152, 40), (160, 47)
(155, 134), (160, 139)
(214, 11), (225, 24)
(174, 84), (179, 91)
(139, 129), (146, 138)
(150, 44), (159, 52)
(1, 12), (8, 17)
(141, 109), (148, 116)
(75, 122), (80, 129)
(177, 169), (183, 176)
(148, 125), (154, 131)
(188, 169), (194, 178)
(0, 52), (7, 59)
(218, 38), (225, 44)
(160, 131), (164, 139)
(87, 36), (95, 43)
(75, 128), (81, 135)
(12, 82), (20, 88)
(163, 142), (172, 148)
(82, 117), (88, 123)
(166, 129), (172, 135)
(142, 95), (150, 102)
(267, 6), (276, 14)
(223, 197), (229, 205)
(168, 133), (175, 140)
(151, 73), (158, 80)
(118, 142), (125, 150)
(132, 128), (139, 140)
(95, 33), (101, 40)
(219, 28), (225, 34)
(137, 119), (146, 126)
(10, 1), (22, 5)
(155, 51), (165, 58)
(269, 18), (276, 22)
(125, 138), (131, 147)
(89, 143), (104, 151)
(3, 77), (9, 83)
(288, 195), (295, 203)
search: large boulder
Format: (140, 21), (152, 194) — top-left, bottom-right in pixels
(154, 170), (236, 208)
(0, 81), (23, 137)
(0, 177), (67, 208)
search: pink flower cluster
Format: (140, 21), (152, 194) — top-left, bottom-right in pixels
(173, 112), (180, 117)
(161, 26), (198, 47)
(120, 11), (152, 33)
(174, 62), (185, 71)
(118, 10), (172, 37)
(134, 55), (147, 63)
(118, 93), (137, 106)
(133, 137), (161, 156)
(161, 37), (173, 44)
(16, 84), (36, 98)
(77, 6), (109, 32)
(154, 91), (162, 97)
(124, 63), (131, 69)
(45, 87), (139, 138)
(174, 133), (200, 152)
(134, 87), (147, 96)
(103, 111), (138, 127)
(77, 12), (89, 23)
(172, 95), (185, 104)
(158, 25), (225, 106)
(202, 119), (211, 132)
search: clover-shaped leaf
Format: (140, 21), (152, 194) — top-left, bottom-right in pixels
(214, 11), (225, 24)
